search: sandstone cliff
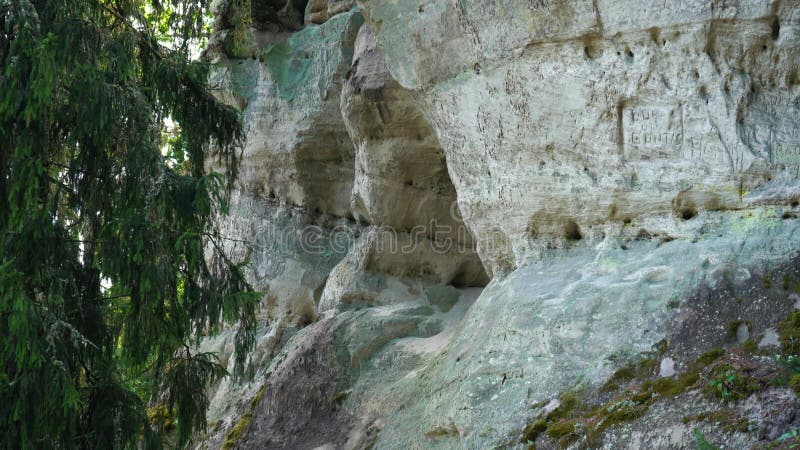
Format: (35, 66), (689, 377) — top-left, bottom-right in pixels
(195, 1), (800, 448)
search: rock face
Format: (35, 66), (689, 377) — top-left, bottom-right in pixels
(209, 11), (363, 217)
(360, 0), (800, 276)
(305, 0), (356, 24)
(197, 1), (800, 449)
(341, 25), (464, 243)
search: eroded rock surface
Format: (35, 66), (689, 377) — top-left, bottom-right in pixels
(196, 1), (800, 449)
(305, 0), (356, 24)
(209, 11), (363, 217)
(360, 0), (800, 276)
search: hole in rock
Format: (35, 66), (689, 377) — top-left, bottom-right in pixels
(564, 221), (583, 241)
(583, 40), (600, 60)
(625, 48), (634, 59)
(771, 17), (781, 40)
(679, 208), (697, 220)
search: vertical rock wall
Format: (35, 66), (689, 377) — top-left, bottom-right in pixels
(197, 1), (800, 449)
(360, 0), (800, 276)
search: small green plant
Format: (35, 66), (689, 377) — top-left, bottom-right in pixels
(692, 428), (720, 450)
(777, 355), (800, 373)
(779, 428), (800, 448)
(775, 356), (800, 393)
(708, 371), (742, 401)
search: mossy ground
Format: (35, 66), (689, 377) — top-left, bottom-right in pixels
(789, 374), (800, 393)
(518, 332), (796, 449)
(522, 420), (548, 442)
(545, 419), (579, 446)
(778, 310), (800, 354)
(703, 363), (763, 401)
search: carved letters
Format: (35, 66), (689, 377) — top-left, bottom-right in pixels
(622, 104), (683, 160)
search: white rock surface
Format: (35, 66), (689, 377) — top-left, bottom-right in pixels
(360, 0), (800, 275)
(199, 1), (800, 449)
(209, 11), (363, 217)
(659, 357), (676, 378)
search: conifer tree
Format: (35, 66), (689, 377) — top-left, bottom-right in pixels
(0, 0), (258, 447)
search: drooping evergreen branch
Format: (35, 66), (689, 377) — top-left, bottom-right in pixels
(0, 0), (259, 448)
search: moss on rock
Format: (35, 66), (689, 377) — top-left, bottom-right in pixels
(522, 420), (548, 442)
(788, 374), (800, 394)
(728, 320), (752, 339)
(545, 419), (577, 441)
(146, 404), (176, 433)
(778, 310), (800, 354)
(222, 385), (266, 450)
(691, 348), (725, 370)
(545, 393), (578, 421)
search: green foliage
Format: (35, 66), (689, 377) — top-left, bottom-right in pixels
(545, 393), (578, 421)
(779, 428), (800, 448)
(742, 338), (759, 354)
(776, 356), (800, 393)
(692, 428), (720, 450)
(0, 0), (258, 448)
(777, 355), (800, 373)
(221, 0), (253, 58)
(705, 366), (760, 402)
(779, 310), (800, 354)
(642, 373), (698, 397)
(162, 351), (228, 445)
